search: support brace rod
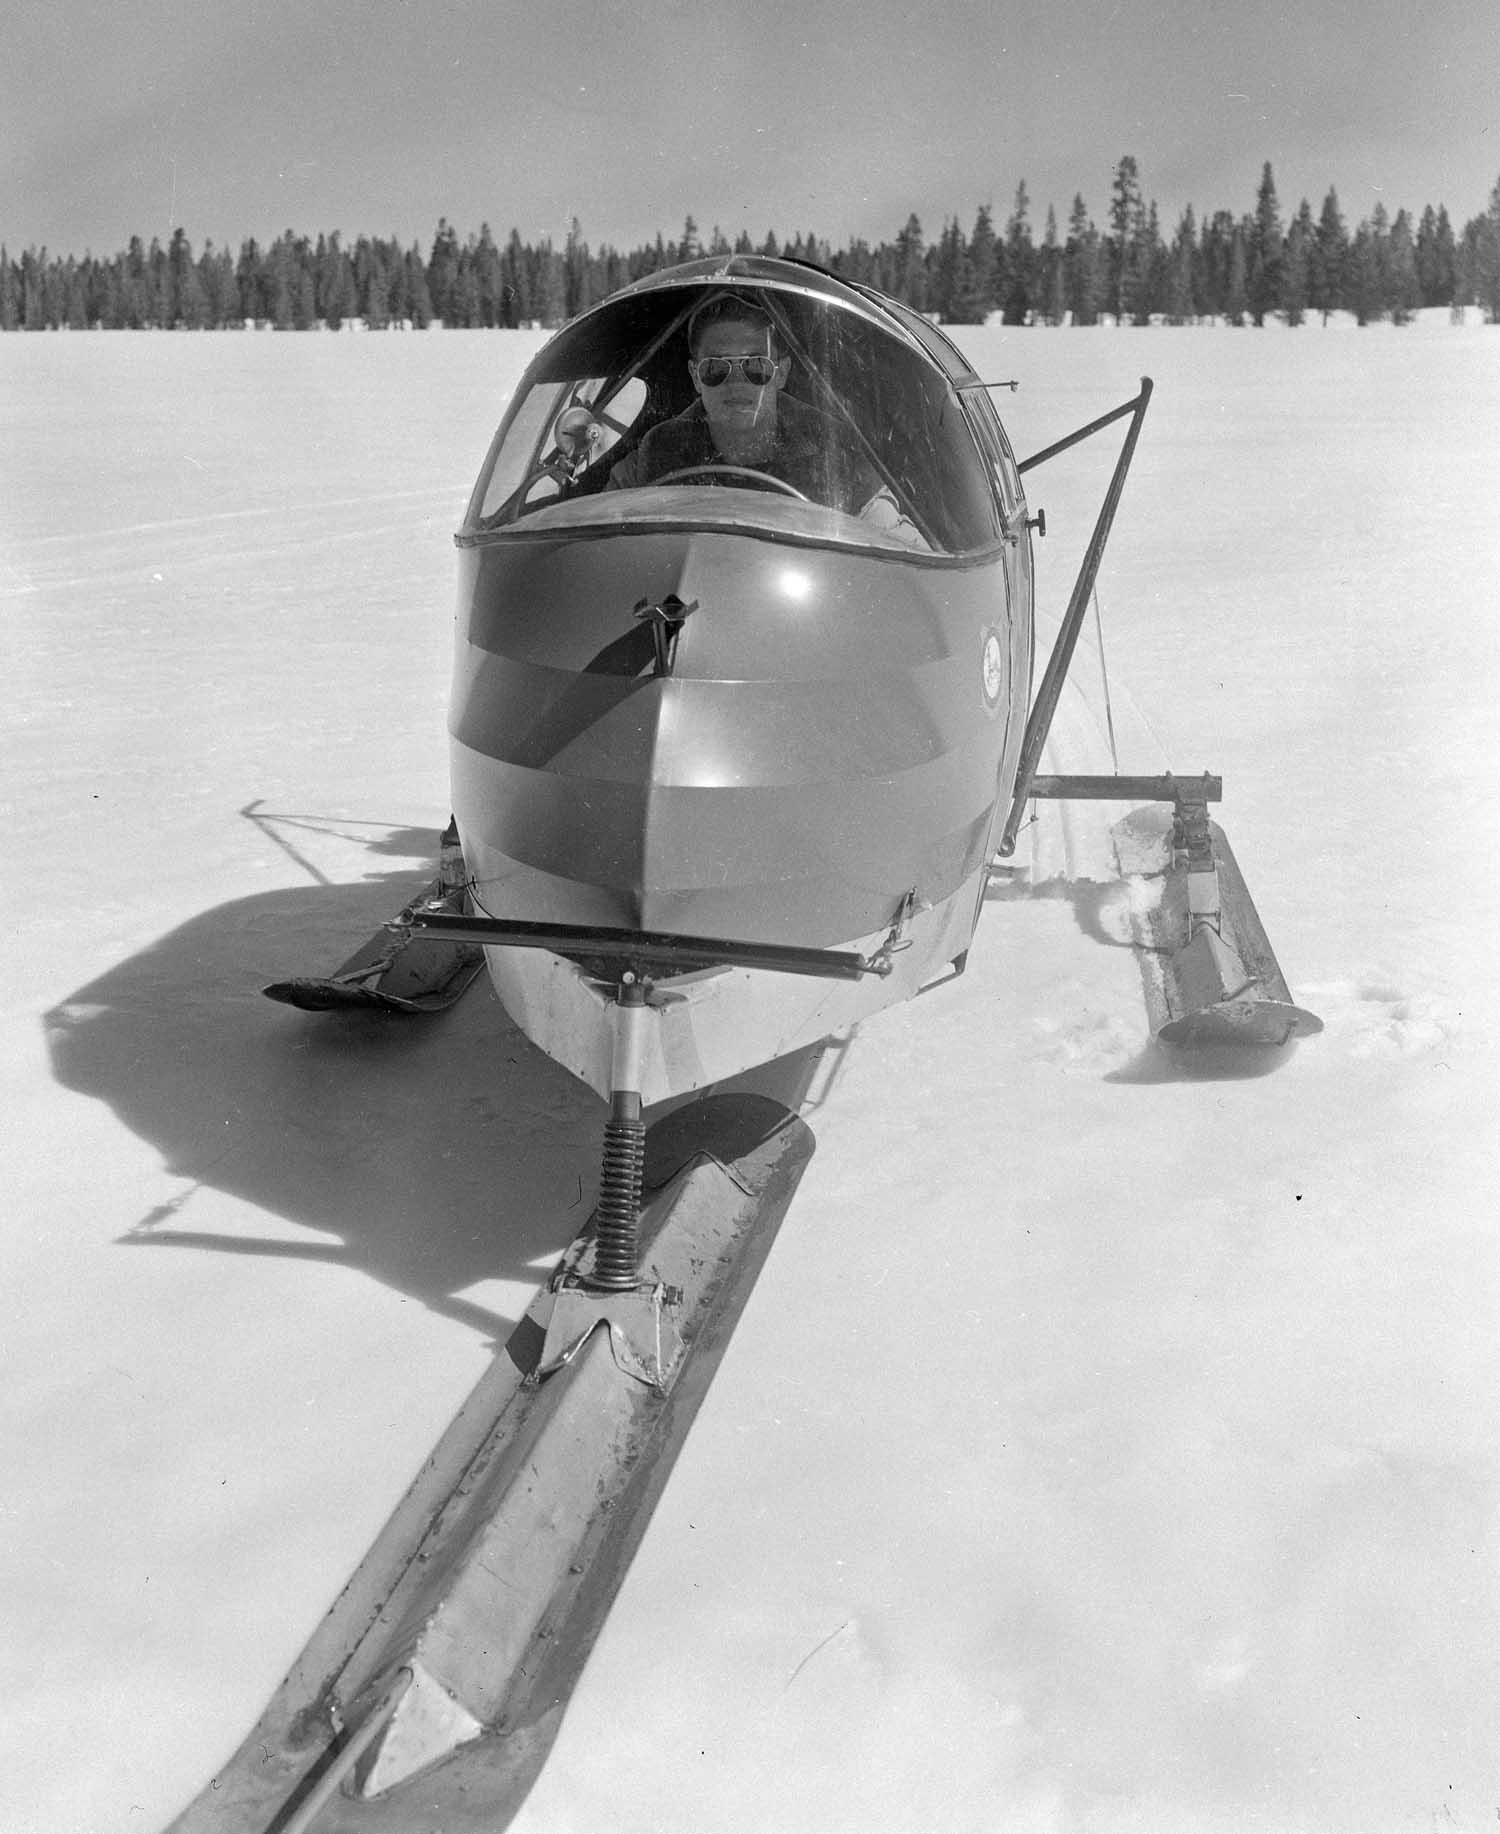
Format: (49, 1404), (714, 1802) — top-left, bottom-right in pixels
(997, 377), (1154, 858)
(405, 911), (878, 981)
(1026, 772), (1222, 803)
(1016, 388), (1149, 474)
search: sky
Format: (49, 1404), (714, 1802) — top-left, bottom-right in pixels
(4, 0), (1497, 258)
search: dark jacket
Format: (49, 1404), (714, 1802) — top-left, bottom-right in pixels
(607, 396), (879, 512)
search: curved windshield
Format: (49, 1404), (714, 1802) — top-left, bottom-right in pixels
(465, 282), (1001, 557)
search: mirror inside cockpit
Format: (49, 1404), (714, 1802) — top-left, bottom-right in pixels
(552, 405), (602, 469)
(481, 375), (649, 520)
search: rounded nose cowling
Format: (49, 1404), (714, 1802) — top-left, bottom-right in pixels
(450, 528), (1007, 947)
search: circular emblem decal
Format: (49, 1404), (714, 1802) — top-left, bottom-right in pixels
(981, 628), (1004, 709)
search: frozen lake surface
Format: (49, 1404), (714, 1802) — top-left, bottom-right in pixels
(3, 317), (1499, 1833)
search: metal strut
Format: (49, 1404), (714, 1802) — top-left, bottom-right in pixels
(588, 979), (650, 1291)
(997, 377), (1154, 858)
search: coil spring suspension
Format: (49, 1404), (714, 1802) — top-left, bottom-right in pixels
(590, 1110), (646, 1290)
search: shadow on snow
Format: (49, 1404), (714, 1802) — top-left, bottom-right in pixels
(46, 817), (832, 1347)
(45, 824), (607, 1349)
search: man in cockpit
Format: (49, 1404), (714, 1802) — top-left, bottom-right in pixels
(607, 294), (917, 537)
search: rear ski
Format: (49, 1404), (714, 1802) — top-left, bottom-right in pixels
(1107, 788), (1323, 1047)
(263, 824), (484, 1014)
(1000, 380), (1321, 1050)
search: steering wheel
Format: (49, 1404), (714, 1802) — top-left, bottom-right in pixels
(652, 464), (809, 501)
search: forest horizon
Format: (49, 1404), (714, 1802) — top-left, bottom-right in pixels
(7, 158), (1500, 332)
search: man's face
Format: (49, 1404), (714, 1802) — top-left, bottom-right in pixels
(690, 317), (788, 452)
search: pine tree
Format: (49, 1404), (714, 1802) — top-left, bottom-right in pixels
(293, 258), (317, 331)
(1002, 180), (1034, 323)
(1108, 156), (1142, 320)
(535, 240), (566, 324)
(404, 246), (433, 328)
(1346, 219), (1382, 324)
(1311, 188), (1347, 322)
(168, 228), (207, 327)
(312, 233), (330, 319)
(318, 232), (357, 329)
(967, 203), (998, 320)
(1368, 202), (1393, 319)
(895, 214), (926, 310)
(1064, 194), (1102, 325)
(472, 223), (504, 325)
(1282, 199), (1313, 325)
(1165, 207), (1197, 322)
(235, 238), (262, 324)
(929, 218), (971, 321)
(118, 235), (148, 327)
(442, 246), (474, 326)
(562, 218), (589, 320)
(266, 237), (294, 329)
(834, 238), (875, 287)
(597, 245), (625, 299)
(1225, 224), (1249, 325)
(89, 255), (119, 328)
(18, 248), (42, 328)
(1134, 200), (1166, 322)
(1415, 204), (1457, 307)
(57, 256), (84, 328)
(502, 228), (531, 325)
(362, 252), (391, 330)
(198, 240), (240, 327)
(1195, 211), (1230, 315)
(1434, 203), (1459, 308)
(148, 237), (173, 325)
(0, 247), (19, 330)
(1041, 205), (1066, 325)
(426, 219), (461, 324)
(1248, 162), (1283, 325)
(385, 243), (411, 326)
(1387, 209), (1421, 322)
(1472, 175), (1500, 321)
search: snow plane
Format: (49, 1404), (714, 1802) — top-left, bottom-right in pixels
(177, 255), (1320, 1832)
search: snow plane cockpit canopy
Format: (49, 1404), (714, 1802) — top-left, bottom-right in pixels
(462, 257), (1010, 559)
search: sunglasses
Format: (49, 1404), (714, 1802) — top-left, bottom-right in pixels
(691, 354), (780, 388)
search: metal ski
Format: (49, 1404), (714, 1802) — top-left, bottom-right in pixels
(990, 374), (1320, 1050)
(162, 1091), (815, 1834)
(263, 825), (484, 1015)
(1015, 776), (1322, 1047)
(1108, 789), (1324, 1047)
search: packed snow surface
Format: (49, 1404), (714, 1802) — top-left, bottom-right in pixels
(3, 316), (1498, 1834)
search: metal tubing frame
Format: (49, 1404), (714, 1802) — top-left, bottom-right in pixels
(405, 910), (877, 981)
(997, 377), (1155, 858)
(1026, 772), (1221, 803)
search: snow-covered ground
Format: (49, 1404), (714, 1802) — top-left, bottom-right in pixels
(3, 315), (1497, 1834)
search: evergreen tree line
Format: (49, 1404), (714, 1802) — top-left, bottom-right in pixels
(5, 161), (1500, 332)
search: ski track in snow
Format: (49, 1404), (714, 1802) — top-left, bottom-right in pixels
(3, 320), (1499, 1834)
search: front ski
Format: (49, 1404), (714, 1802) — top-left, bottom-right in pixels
(163, 1092), (816, 1834)
(264, 826), (485, 1015)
